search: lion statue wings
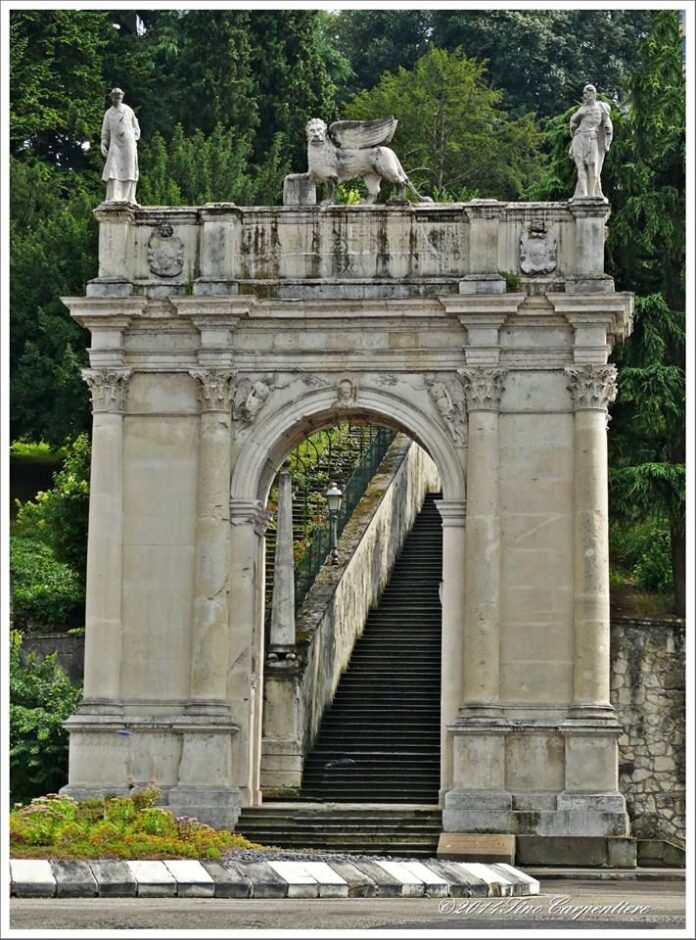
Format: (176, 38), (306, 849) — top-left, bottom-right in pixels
(306, 116), (429, 205)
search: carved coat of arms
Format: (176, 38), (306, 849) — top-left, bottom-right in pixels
(148, 223), (184, 277)
(519, 222), (557, 275)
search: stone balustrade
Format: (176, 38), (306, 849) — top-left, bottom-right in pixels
(88, 199), (612, 301)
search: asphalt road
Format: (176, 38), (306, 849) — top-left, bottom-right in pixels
(9, 880), (687, 931)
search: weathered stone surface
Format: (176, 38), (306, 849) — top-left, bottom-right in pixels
(10, 860), (56, 897)
(241, 862), (288, 898)
(126, 861), (177, 897)
(90, 860), (137, 897)
(438, 832), (515, 863)
(327, 860), (378, 897)
(200, 861), (252, 898)
(50, 860), (98, 897)
(611, 618), (685, 848)
(163, 860), (215, 897)
(59, 195), (635, 855)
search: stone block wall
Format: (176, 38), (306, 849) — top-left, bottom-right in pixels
(21, 632), (85, 683)
(610, 618), (686, 846)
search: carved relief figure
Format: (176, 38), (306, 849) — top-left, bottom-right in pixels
(305, 117), (430, 205)
(148, 223), (184, 277)
(569, 84), (613, 199)
(101, 88), (140, 203)
(425, 375), (467, 446)
(336, 378), (357, 406)
(519, 221), (557, 275)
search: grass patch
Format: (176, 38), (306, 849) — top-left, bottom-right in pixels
(10, 788), (264, 860)
(10, 441), (65, 464)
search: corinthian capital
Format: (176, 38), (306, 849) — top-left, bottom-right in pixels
(190, 369), (236, 412)
(458, 367), (507, 412)
(82, 368), (131, 414)
(566, 364), (618, 411)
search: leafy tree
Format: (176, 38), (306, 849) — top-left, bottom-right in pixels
(10, 158), (97, 443)
(330, 9), (657, 117)
(10, 537), (84, 631)
(526, 12), (685, 612)
(344, 47), (543, 199)
(326, 9), (430, 103)
(10, 631), (82, 805)
(247, 11), (338, 167)
(14, 433), (91, 578)
(429, 10), (656, 118)
(10, 10), (113, 167)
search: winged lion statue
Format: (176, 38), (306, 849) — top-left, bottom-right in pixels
(305, 116), (431, 205)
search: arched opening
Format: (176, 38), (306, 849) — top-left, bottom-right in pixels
(230, 386), (466, 807)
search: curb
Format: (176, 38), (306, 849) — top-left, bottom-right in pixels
(10, 858), (539, 899)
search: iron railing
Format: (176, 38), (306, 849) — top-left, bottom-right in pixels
(293, 426), (396, 608)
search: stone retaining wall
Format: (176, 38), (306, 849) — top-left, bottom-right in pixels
(610, 618), (685, 846)
(21, 632), (84, 683)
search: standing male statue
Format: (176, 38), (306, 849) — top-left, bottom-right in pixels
(569, 84), (613, 199)
(101, 87), (140, 203)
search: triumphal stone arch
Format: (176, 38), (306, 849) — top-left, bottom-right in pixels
(61, 192), (633, 856)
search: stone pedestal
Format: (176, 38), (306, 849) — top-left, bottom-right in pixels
(260, 661), (304, 791)
(283, 173), (317, 206)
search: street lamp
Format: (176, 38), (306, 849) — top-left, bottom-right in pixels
(326, 481), (343, 564)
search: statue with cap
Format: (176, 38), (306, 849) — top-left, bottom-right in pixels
(101, 87), (141, 203)
(569, 83), (613, 200)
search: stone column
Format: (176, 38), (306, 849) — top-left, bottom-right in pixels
(80, 368), (131, 711)
(188, 369), (235, 712)
(436, 500), (467, 795)
(269, 461), (296, 651)
(458, 367), (506, 712)
(229, 499), (273, 806)
(566, 364), (617, 717)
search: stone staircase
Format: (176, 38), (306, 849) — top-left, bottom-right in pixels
(235, 805), (442, 857)
(238, 491), (443, 855)
(298, 491), (442, 803)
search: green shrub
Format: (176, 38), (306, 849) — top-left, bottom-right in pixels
(632, 524), (673, 594)
(610, 516), (674, 595)
(10, 631), (82, 805)
(10, 788), (263, 859)
(14, 433), (90, 578)
(10, 535), (84, 630)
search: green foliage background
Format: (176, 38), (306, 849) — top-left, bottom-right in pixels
(10, 7), (685, 618)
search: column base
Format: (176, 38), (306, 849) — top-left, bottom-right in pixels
(443, 789), (629, 839)
(443, 790), (513, 832)
(516, 836), (637, 868)
(167, 785), (241, 829)
(260, 740), (304, 790)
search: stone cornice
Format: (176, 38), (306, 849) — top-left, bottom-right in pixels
(548, 292), (634, 345)
(62, 296), (146, 326)
(171, 296), (257, 319)
(438, 294), (525, 318)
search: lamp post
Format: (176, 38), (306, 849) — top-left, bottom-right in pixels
(326, 481), (343, 564)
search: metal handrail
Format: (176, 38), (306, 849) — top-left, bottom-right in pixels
(294, 427), (396, 608)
